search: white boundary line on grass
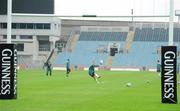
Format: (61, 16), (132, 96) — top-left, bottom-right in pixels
(53, 67), (142, 71)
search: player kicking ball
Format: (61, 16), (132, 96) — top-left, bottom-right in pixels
(88, 64), (101, 84)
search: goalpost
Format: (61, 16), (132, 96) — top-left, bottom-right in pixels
(169, 0), (174, 46)
(7, 0), (12, 43)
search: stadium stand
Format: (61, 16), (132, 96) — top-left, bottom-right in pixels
(55, 26), (180, 69)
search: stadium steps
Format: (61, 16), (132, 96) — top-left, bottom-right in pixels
(107, 56), (113, 66)
(50, 49), (59, 66)
(39, 54), (48, 63)
(42, 49), (59, 66)
(67, 34), (80, 52)
(124, 31), (135, 53)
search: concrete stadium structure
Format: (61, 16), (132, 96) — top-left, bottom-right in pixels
(0, 15), (60, 68)
(0, 0), (60, 68)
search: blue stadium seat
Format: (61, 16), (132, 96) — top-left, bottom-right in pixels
(79, 31), (128, 41)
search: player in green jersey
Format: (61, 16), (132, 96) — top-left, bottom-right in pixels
(88, 64), (101, 83)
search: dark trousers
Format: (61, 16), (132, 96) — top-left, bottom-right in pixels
(66, 68), (71, 77)
(46, 69), (52, 76)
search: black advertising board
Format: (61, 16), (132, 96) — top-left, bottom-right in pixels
(161, 46), (177, 104)
(0, 44), (17, 99)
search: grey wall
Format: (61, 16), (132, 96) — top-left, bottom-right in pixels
(0, 0), (54, 15)
(0, 0), (7, 14)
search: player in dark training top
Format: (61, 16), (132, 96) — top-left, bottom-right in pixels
(157, 60), (161, 72)
(66, 59), (71, 77)
(46, 62), (52, 76)
(88, 64), (101, 83)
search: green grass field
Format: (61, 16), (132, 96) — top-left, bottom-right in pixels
(0, 70), (180, 111)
